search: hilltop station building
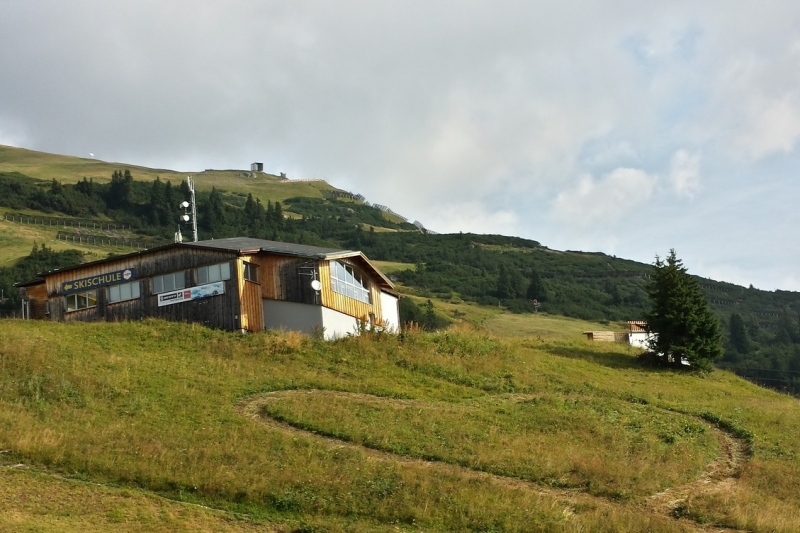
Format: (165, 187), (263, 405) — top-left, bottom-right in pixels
(16, 238), (400, 340)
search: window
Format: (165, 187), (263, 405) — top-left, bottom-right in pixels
(152, 271), (186, 294)
(108, 281), (141, 303)
(330, 261), (370, 304)
(197, 262), (231, 285)
(66, 290), (97, 312)
(243, 262), (258, 283)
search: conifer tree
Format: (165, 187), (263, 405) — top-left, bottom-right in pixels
(526, 268), (546, 301)
(729, 312), (750, 354)
(644, 250), (723, 370)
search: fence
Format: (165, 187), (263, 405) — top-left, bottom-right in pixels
(56, 232), (169, 250)
(3, 213), (130, 231)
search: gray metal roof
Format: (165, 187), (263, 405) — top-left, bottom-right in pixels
(184, 237), (357, 259)
(23, 237), (394, 292)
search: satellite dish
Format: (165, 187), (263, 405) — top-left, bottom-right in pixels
(310, 279), (322, 291)
(181, 214), (190, 222)
(180, 201), (190, 208)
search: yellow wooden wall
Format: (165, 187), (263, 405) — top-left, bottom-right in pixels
(237, 255), (263, 332)
(253, 255), (296, 299)
(318, 260), (382, 321)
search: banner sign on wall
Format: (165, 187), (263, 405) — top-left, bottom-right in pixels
(62, 268), (135, 294)
(157, 281), (225, 307)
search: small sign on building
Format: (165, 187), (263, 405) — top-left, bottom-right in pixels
(62, 269), (135, 294)
(157, 281), (225, 307)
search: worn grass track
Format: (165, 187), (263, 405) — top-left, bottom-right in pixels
(241, 390), (751, 533)
(1, 320), (798, 531)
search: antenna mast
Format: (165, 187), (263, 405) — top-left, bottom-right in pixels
(179, 177), (199, 243)
(188, 176), (198, 242)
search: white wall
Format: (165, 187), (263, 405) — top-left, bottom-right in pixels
(320, 306), (361, 340)
(263, 299), (324, 336)
(263, 299), (362, 340)
(629, 331), (654, 350)
(379, 291), (400, 333)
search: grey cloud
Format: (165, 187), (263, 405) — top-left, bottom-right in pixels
(2, 1), (800, 289)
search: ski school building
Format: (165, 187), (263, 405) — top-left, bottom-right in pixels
(16, 237), (400, 339)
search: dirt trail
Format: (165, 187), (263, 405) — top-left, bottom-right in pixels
(239, 390), (751, 533)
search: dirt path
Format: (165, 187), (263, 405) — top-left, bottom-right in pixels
(239, 390), (751, 533)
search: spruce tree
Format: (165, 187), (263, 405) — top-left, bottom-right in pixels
(526, 268), (546, 301)
(644, 250), (723, 370)
(729, 313), (750, 354)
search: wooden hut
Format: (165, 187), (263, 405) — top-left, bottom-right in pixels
(16, 237), (399, 339)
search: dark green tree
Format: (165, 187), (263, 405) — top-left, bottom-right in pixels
(107, 169), (133, 209)
(729, 312), (750, 354)
(496, 263), (524, 299)
(644, 250), (723, 370)
(526, 267), (546, 301)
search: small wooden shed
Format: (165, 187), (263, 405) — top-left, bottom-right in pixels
(583, 331), (628, 342)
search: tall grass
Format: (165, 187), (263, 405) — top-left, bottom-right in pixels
(0, 319), (799, 531)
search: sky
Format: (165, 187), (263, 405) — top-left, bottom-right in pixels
(1, 1), (799, 290)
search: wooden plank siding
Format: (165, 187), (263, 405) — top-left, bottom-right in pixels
(45, 248), (242, 330)
(254, 255), (297, 300)
(22, 282), (49, 319)
(32, 242), (393, 333)
(237, 255), (263, 332)
(318, 259), (382, 322)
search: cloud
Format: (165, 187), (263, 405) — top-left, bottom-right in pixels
(669, 149), (700, 198)
(422, 201), (521, 237)
(704, 42), (800, 160)
(2, 1), (800, 289)
(0, 117), (27, 148)
(551, 167), (657, 227)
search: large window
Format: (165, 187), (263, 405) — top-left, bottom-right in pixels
(152, 271), (185, 294)
(108, 281), (141, 304)
(66, 290), (97, 312)
(243, 262), (258, 283)
(330, 261), (370, 304)
(197, 262), (231, 285)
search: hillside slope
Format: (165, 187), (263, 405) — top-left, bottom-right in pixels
(0, 144), (340, 205)
(1, 319), (798, 532)
(2, 145), (800, 394)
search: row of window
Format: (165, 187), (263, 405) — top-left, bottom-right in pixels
(65, 260), (371, 312)
(65, 261), (251, 312)
(330, 260), (371, 304)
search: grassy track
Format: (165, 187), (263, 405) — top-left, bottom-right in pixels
(1, 319), (799, 531)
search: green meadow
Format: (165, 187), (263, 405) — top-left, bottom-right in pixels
(1, 319), (799, 532)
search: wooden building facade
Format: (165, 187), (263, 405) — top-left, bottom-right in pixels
(17, 237), (399, 339)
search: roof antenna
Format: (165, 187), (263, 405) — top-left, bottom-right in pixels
(179, 176), (198, 242)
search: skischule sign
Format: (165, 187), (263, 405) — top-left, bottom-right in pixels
(61, 269), (135, 294)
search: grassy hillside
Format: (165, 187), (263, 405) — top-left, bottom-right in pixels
(3, 145), (800, 394)
(1, 319), (799, 531)
(0, 144), (340, 205)
(0, 208), (129, 268)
